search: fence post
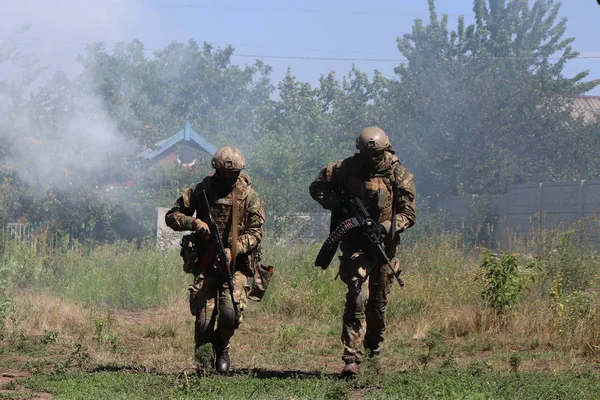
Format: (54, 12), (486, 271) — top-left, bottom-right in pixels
(579, 180), (585, 220)
(579, 180), (586, 244)
(539, 182), (544, 228)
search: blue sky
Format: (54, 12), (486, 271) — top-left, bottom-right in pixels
(3, 0), (600, 94)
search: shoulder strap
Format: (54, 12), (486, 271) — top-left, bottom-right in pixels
(231, 188), (238, 271)
(389, 160), (400, 240)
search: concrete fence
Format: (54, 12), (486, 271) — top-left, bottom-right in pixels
(438, 180), (600, 245)
(155, 181), (600, 248)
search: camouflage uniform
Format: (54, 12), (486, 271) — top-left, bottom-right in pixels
(165, 148), (264, 370)
(309, 128), (416, 371)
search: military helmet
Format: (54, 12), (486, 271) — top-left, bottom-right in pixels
(355, 126), (390, 151)
(211, 146), (246, 171)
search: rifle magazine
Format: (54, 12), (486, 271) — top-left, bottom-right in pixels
(315, 217), (360, 269)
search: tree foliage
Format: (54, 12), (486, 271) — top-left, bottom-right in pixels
(1, 0), (599, 241)
(384, 0), (600, 196)
(77, 39), (273, 148)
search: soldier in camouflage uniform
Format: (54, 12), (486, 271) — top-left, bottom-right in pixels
(309, 127), (416, 377)
(165, 146), (265, 373)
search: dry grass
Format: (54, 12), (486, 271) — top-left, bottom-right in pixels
(3, 287), (600, 376)
(2, 230), (600, 377)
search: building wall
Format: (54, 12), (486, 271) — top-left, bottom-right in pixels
(156, 207), (187, 250)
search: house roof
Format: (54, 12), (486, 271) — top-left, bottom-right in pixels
(573, 95), (600, 123)
(138, 121), (218, 160)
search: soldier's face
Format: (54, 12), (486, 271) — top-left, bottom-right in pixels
(215, 169), (240, 190)
(361, 148), (384, 158)
(360, 149), (386, 170)
(217, 169), (240, 181)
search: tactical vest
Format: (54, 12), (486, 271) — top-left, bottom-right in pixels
(333, 154), (398, 224)
(189, 173), (260, 277)
(195, 173), (250, 247)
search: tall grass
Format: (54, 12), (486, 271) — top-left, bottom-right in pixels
(2, 224), (600, 353)
(1, 230), (189, 309)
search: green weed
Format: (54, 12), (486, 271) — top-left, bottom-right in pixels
(1, 380), (19, 390)
(0, 392), (36, 399)
(143, 324), (177, 339)
(477, 250), (538, 315)
(2, 238), (188, 309)
(508, 353), (522, 373)
(35, 330), (58, 345)
(17, 369), (600, 400)
(277, 324), (307, 350)
(467, 359), (493, 376)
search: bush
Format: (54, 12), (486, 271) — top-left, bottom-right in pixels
(0, 263), (11, 336)
(477, 250), (538, 315)
(533, 228), (600, 295)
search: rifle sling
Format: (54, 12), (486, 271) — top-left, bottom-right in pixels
(389, 179), (398, 240)
(231, 188), (238, 274)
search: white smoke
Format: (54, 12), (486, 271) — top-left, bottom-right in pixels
(0, 0), (146, 191)
(1, 0), (145, 75)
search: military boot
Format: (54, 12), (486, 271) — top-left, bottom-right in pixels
(215, 350), (231, 373)
(341, 362), (359, 378)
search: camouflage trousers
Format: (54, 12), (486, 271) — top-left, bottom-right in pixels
(189, 270), (249, 353)
(338, 245), (397, 364)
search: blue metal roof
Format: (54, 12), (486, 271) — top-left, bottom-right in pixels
(140, 121), (218, 160)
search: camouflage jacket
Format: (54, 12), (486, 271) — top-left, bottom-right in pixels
(165, 172), (265, 257)
(309, 152), (416, 244)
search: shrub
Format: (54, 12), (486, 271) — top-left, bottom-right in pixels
(478, 250), (538, 315)
(0, 262), (11, 336)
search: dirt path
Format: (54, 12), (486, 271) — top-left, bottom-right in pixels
(0, 368), (53, 399)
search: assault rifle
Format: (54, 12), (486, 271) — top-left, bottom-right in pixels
(201, 190), (240, 319)
(315, 190), (404, 287)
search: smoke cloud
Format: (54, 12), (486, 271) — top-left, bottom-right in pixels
(0, 0), (145, 192)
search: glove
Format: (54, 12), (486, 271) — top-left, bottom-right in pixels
(324, 195), (343, 211)
(217, 248), (233, 267)
(191, 218), (210, 241)
(372, 221), (391, 240)
(335, 205), (351, 221)
(397, 216), (410, 233)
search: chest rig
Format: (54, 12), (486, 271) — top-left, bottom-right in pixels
(344, 157), (397, 224)
(195, 175), (249, 247)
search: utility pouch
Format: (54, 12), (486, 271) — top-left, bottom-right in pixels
(246, 246), (273, 301)
(248, 263), (274, 302)
(180, 234), (213, 274)
(180, 234), (199, 274)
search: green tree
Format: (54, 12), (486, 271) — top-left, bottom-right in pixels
(0, 39), (278, 241)
(77, 39), (273, 149)
(250, 67), (385, 237)
(251, 70), (328, 221)
(0, 27), (47, 227)
(384, 0), (600, 197)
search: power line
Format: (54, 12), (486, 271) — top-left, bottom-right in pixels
(231, 54), (600, 62)
(142, 2), (600, 20)
(18, 37), (394, 58)
(232, 54), (404, 62)
(17, 37), (600, 63)
(143, 3), (465, 17)
(226, 43), (391, 57)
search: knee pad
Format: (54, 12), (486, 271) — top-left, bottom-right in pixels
(194, 316), (213, 347)
(195, 316), (212, 333)
(218, 307), (237, 330)
(344, 291), (367, 320)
